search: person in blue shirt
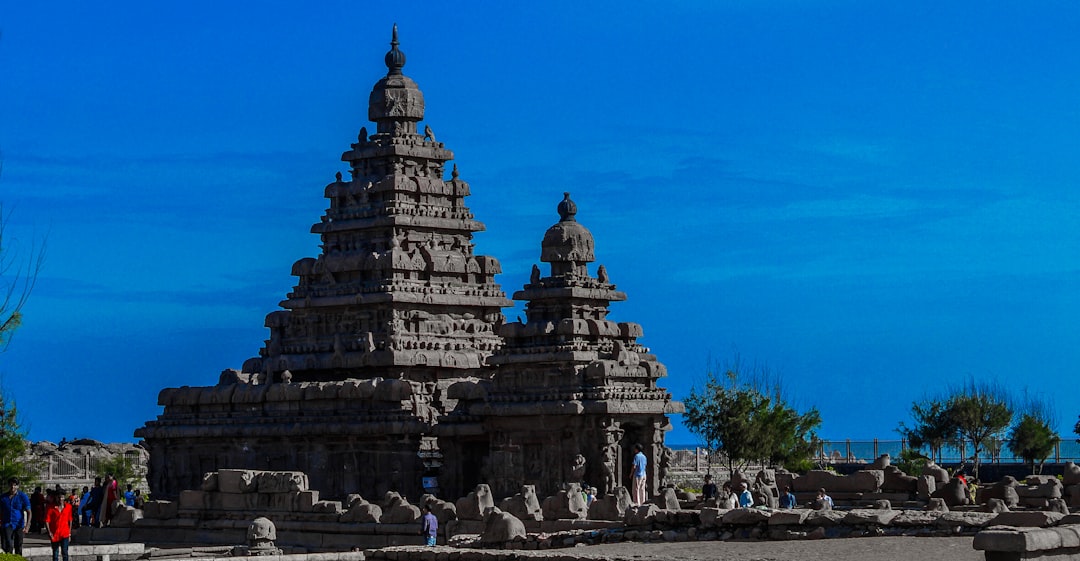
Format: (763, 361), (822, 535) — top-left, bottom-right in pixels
(630, 444), (647, 506)
(779, 485), (797, 509)
(0, 477), (31, 555)
(420, 504), (437, 546)
(124, 485), (135, 507)
(737, 482), (754, 508)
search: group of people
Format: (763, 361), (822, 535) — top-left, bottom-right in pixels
(700, 474), (805, 509)
(0, 474), (139, 560)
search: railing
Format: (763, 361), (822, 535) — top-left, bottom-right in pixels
(669, 439), (1080, 471)
(22, 452), (147, 484)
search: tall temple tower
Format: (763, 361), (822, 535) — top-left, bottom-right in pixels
(138, 28), (510, 500)
(247, 25), (509, 384)
(453, 193), (683, 498)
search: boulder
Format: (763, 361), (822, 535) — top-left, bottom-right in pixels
(981, 476), (1021, 508)
(479, 507), (526, 544)
(499, 485), (543, 522)
(588, 487), (631, 521)
(455, 484), (495, 521)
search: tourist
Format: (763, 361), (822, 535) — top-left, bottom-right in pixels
(29, 486), (45, 533)
(124, 485), (135, 507)
(816, 488), (834, 510)
(100, 474), (119, 526)
(720, 482), (738, 509)
(44, 491), (72, 561)
(737, 482), (753, 508)
(68, 489), (80, 529)
(701, 474), (717, 500)
(420, 504), (437, 547)
(630, 443), (647, 506)
(585, 487), (596, 507)
(78, 487), (91, 527)
(779, 485), (796, 509)
(0, 477), (31, 555)
(133, 490), (144, 509)
(85, 477), (103, 527)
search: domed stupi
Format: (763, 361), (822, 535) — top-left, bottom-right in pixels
(137, 27), (680, 504)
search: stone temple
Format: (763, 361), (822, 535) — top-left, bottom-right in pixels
(137, 27), (682, 503)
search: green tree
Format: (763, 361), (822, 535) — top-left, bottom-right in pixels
(684, 358), (821, 474)
(949, 378), (1012, 479)
(897, 397), (955, 463)
(96, 453), (146, 490)
(0, 389), (37, 485)
(1007, 395), (1059, 474)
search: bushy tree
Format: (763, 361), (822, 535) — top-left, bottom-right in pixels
(899, 378), (1012, 479)
(1008, 395), (1058, 473)
(684, 358), (820, 474)
(0, 389), (36, 485)
(97, 453), (145, 490)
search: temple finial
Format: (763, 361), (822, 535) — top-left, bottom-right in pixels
(385, 24), (406, 75)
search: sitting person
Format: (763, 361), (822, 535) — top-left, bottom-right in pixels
(779, 485), (797, 509)
(721, 482), (738, 509)
(737, 482), (754, 508)
(701, 474), (718, 500)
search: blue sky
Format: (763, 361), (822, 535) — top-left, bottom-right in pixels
(0, 2), (1077, 446)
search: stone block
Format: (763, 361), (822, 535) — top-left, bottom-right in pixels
(1054, 525), (1080, 548)
(842, 509), (898, 526)
(624, 504), (659, 526)
(219, 492), (258, 510)
(141, 500), (178, 520)
(768, 509), (809, 526)
(200, 472), (219, 491)
(256, 471), (309, 493)
(698, 507), (723, 528)
(652, 487), (680, 510)
(312, 500), (343, 514)
(178, 490), (205, 510)
(917, 475), (936, 500)
(721, 508), (770, 525)
(804, 510), (845, 526)
(890, 510), (942, 527)
(109, 506), (143, 528)
(938, 511), (994, 529)
(256, 491), (301, 511)
(297, 490), (320, 512)
(988, 511), (1064, 528)
(217, 469), (259, 493)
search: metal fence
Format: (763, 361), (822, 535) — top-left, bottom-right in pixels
(670, 438), (1080, 470)
(23, 452), (147, 484)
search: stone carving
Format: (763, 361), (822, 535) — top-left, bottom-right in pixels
(931, 477), (970, 507)
(652, 486), (679, 510)
(237, 517), (283, 556)
(340, 496), (382, 523)
(921, 461), (949, 484)
(569, 454), (587, 482)
(479, 507), (526, 544)
(423, 124), (436, 143)
(869, 453), (891, 469)
(926, 498), (949, 512)
(980, 476), (1020, 508)
(983, 498), (1010, 513)
(498, 485), (542, 521)
(421, 495), (457, 524)
(380, 491), (421, 524)
(455, 484), (495, 521)
(881, 465), (917, 493)
(541, 483), (588, 520)
(588, 486), (631, 521)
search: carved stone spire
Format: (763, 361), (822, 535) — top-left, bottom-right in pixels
(385, 24), (406, 76)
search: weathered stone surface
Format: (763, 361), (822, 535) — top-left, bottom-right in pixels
(804, 510), (846, 527)
(218, 469), (259, 493)
(792, 470), (882, 493)
(988, 510), (1064, 528)
(937, 511), (994, 529)
(871, 499), (891, 510)
(381, 492), (421, 524)
(974, 525), (1080, 554)
(109, 506), (143, 528)
(891, 510), (943, 526)
(456, 484), (495, 521)
(842, 509), (898, 526)
(922, 462), (949, 484)
(930, 477), (969, 507)
(722, 508), (770, 525)
(479, 507), (526, 544)
(421, 495), (457, 524)
(926, 498), (949, 512)
(625, 504), (660, 526)
(768, 509), (810, 526)
(541, 483), (588, 521)
(881, 466), (917, 494)
(980, 476), (1021, 508)
(312, 500), (343, 514)
(200, 472), (218, 491)
(984, 498), (1010, 513)
(588, 487), (630, 521)
(1049, 497), (1070, 514)
(652, 486), (680, 510)
(141, 500), (178, 520)
(498, 485), (542, 522)
(698, 507), (725, 528)
(256, 471), (309, 493)
(917, 475), (936, 500)
(1016, 478), (1063, 499)
(340, 498), (382, 523)
(1064, 462), (1080, 485)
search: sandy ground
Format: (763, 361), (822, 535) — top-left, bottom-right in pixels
(24, 531), (986, 561)
(561, 536), (983, 561)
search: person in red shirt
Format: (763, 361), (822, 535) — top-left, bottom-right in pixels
(44, 491), (72, 561)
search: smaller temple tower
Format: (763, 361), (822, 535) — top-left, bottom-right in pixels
(451, 193), (683, 498)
